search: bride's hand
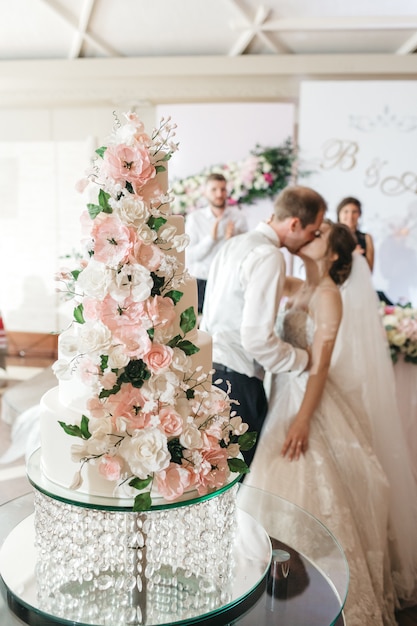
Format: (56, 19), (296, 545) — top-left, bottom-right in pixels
(281, 416), (310, 461)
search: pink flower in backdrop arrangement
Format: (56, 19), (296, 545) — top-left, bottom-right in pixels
(380, 303), (417, 364)
(55, 111), (255, 511)
(103, 143), (156, 191)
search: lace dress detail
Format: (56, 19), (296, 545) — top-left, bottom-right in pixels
(243, 308), (396, 626)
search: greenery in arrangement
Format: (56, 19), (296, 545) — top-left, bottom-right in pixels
(171, 139), (298, 215)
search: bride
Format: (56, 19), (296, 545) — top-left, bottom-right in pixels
(242, 221), (396, 626)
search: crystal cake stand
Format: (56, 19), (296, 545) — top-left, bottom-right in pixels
(0, 450), (272, 626)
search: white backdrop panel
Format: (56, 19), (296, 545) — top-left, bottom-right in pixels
(298, 80), (417, 306)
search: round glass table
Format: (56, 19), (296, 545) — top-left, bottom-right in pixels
(0, 485), (348, 626)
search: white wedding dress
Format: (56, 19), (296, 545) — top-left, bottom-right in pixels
(243, 296), (396, 625)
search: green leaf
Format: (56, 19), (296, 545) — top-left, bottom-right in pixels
(148, 216), (167, 231)
(125, 181), (134, 194)
(177, 340), (200, 356)
(238, 431), (258, 451)
(228, 457), (250, 474)
(87, 203), (102, 219)
(167, 334), (182, 348)
(95, 146), (107, 158)
(147, 327), (155, 340)
(71, 269), (81, 281)
(58, 421), (88, 439)
(99, 383), (121, 398)
(98, 189), (112, 213)
(155, 165), (167, 173)
(100, 355), (109, 372)
(73, 303), (85, 324)
(133, 491), (152, 512)
(129, 476), (153, 490)
(180, 306), (196, 334)
(165, 290), (183, 305)
(151, 272), (166, 296)
(80, 415), (92, 440)
(167, 438), (185, 464)
(186, 388), (195, 400)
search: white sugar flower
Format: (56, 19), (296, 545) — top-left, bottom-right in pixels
(180, 424), (203, 450)
(107, 344), (131, 369)
(52, 358), (73, 380)
(119, 428), (170, 479)
(115, 196), (150, 227)
(109, 264), (153, 303)
(78, 321), (112, 355)
(76, 259), (113, 300)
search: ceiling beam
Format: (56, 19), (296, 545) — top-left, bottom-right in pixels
(259, 16), (417, 32)
(228, 0), (289, 55)
(396, 31), (417, 54)
(37, 0), (122, 57)
(68, 0), (96, 59)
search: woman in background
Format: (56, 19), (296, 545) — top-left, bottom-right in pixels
(337, 196), (375, 271)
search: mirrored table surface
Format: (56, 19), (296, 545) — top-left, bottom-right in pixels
(0, 485), (348, 626)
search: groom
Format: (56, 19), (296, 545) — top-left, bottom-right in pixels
(200, 185), (326, 465)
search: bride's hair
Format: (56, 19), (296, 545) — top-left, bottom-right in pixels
(327, 221), (356, 285)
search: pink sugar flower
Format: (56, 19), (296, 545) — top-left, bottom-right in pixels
(78, 358), (100, 385)
(146, 295), (176, 329)
(155, 463), (193, 501)
(131, 241), (164, 272)
(86, 396), (108, 419)
(195, 447), (230, 495)
(158, 406), (183, 437)
(114, 325), (152, 359)
(92, 214), (132, 265)
(83, 297), (102, 322)
(98, 455), (123, 482)
(103, 143), (156, 191)
(107, 383), (152, 431)
(101, 295), (150, 332)
(101, 371), (117, 390)
(143, 343), (173, 374)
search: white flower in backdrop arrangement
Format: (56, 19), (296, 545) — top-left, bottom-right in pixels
(171, 140), (298, 216)
(380, 303), (417, 365)
(55, 111), (255, 511)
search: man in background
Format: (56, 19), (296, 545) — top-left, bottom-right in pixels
(185, 173), (248, 313)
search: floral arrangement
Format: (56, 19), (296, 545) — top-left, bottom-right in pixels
(380, 303), (417, 365)
(54, 112), (254, 511)
(171, 140), (296, 215)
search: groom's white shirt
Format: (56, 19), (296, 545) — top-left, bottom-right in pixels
(201, 221), (308, 379)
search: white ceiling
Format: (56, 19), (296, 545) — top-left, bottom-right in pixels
(1, 0), (417, 62)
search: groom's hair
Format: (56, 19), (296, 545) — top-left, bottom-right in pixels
(274, 186), (327, 227)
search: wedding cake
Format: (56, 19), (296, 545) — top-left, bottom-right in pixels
(26, 112), (257, 624)
(38, 111), (252, 510)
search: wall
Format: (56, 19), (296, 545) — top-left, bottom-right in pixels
(0, 55), (415, 331)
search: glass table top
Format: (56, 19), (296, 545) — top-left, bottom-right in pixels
(0, 485), (348, 626)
